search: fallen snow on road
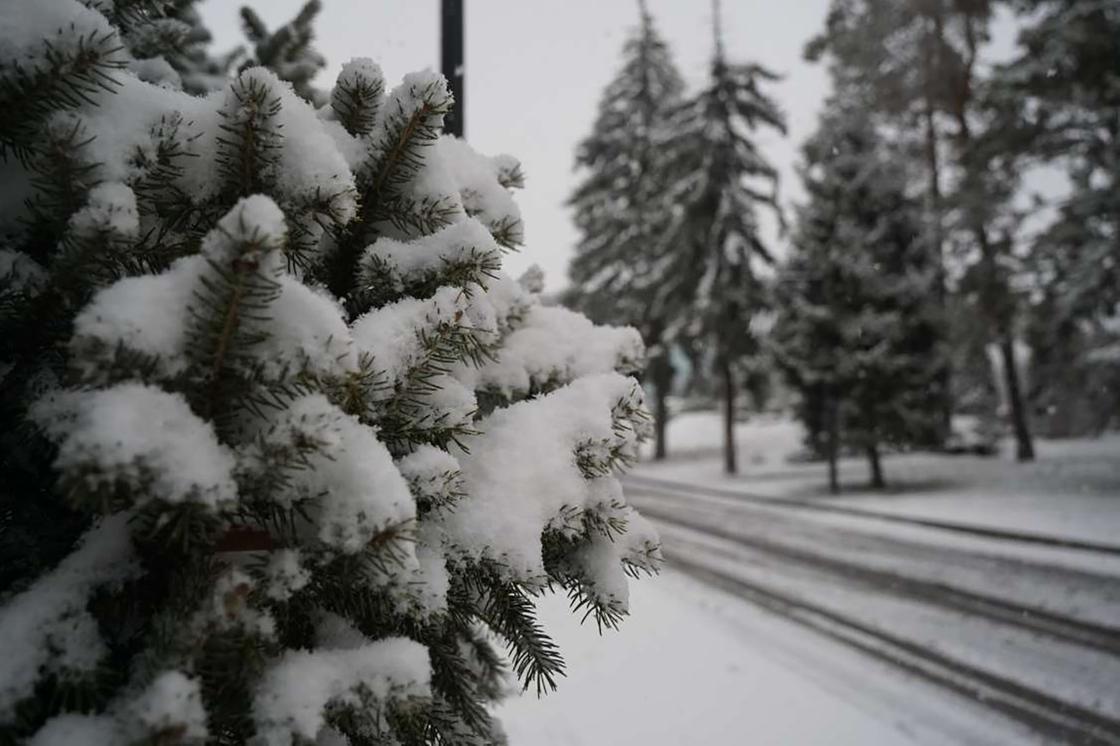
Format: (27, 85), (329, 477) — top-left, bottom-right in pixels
(499, 413), (1117, 744)
(497, 570), (1039, 745)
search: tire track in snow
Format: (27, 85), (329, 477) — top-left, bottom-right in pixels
(624, 474), (1120, 555)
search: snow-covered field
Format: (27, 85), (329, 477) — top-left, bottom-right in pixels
(638, 412), (1120, 545)
(499, 412), (1120, 744)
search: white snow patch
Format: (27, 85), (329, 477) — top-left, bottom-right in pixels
(471, 305), (644, 395)
(263, 549), (312, 602)
(26, 715), (123, 746)
(440, 373), (649, 581)
(67, 182), (139, 241)
(0, 515), (136, 721)
(130, 671), (208, 741)
(262, 394), (415, 553)
(32, 383), (238, 509)
(252, 639), (430, 746)
(71, 255), (204, 380)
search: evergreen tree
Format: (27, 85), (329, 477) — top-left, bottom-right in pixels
(0, 2), (659, 744)
(164, 1), (241, 95)
(566, 0), (684, 461)
(239, 0), (328, 105)
(994, 0), (1120, 432)
(651, 3), (785, 474)
(808, 0), (1035, 461)
(773, 102), (945, 492)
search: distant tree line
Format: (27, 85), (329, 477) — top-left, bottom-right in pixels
(566, 0), (1120, 488)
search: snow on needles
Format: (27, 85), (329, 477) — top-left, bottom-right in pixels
(440, 373), (651, 581)
(0, 0), (116, 66)
(1, 4), (664, 736)
(67, 182), (139, 241)
(0, 514), (137, 721)
(470, 305), (646, 396)
(73, 196), (358, 382)
(360, 217), (502, 291)
(129, 671), (208, 741)
(252, 639), (431, 746)
(70, 257), (203, 380)
(32, 383), (239, 509)
(259, 394), (415, 554)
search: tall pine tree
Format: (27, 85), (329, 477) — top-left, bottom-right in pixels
(808, 0), (1035, 461)
(651, 1), (785, 474)
(566, 0), (684, 461)
(0, 1), (659, 743)
(773, 101), (945, 492)
(995, 0), (1120, 433)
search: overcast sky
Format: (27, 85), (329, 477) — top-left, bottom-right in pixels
(199, 1), (834, 289)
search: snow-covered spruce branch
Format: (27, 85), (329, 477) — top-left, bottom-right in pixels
(0, 1), (662, 743)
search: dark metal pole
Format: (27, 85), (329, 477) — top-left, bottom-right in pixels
(441, 0), (465, 137)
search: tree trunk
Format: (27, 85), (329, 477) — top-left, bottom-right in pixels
(999, 334), (1035, 462)
(721, 359), (737, 475)
(921, 26), (952, 447)
(866, 439), (885, 489)
(651, 356), (672, 461)
(653, 383), (669, 461)
(826, 395), (839, 495)
(972, 220), (1035, 464)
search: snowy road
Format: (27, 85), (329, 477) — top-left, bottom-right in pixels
(624, 475), (1120, 745)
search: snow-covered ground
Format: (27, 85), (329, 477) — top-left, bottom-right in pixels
(498, 412), (1120, 744)
(497, 571), (1043, 745)
(637, 412), (1120, 545)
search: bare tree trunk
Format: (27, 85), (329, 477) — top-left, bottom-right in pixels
(999, 334), (1035, 462)
(826, 395), (840, 495)
(922, 100), (953, 446)
(974, 223), (1035, 464)
(721, 359), (737, 475)
(650, 354), (672, 461)
(866, 439), (885, 489)
(653, 384), (669, 461)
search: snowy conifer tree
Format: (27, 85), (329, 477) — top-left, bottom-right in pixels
(773, 102), (945, 492)
(566, 1), (683, 461)
(994, 0), (1120, 432)
(651, 6), (785, 474)
(0, 2), (659, 743)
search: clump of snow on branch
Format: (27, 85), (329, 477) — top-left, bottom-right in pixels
(32, 384), (238, 509)
(0, 2), (663, 737)
(0, 515), (137, 720)
(359, 217), (501, 295)
(253, 394), (415, 553)
(439, 373), (650, 581)
(129, 671), (209, 742)
(468, 305), (646, 397)
(252, 639), (431, 746)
